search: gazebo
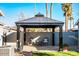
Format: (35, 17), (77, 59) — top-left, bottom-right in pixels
(15, 13), (64, 51)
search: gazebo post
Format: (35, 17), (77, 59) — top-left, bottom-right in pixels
(16, 25), (20, 51)
(52, 28), (55, 46)
(24, 28), (26, 45)
(58, 26), (63, 51)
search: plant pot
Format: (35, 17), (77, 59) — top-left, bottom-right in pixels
(63, 47), (68, 52)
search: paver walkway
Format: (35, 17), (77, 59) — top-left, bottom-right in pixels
(23, 46), (58, 52)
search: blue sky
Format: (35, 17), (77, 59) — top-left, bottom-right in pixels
(0, 3), (79, 29)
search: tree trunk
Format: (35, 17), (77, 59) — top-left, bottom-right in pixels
(34, 3), (36, 15)
(70, 20), (72, 30)
(72, 19), (74, 30)
(46, 3), (48, 17)
(50, 3), (52, 19)
(65, 13), (69, 32)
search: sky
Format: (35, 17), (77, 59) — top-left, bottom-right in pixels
(0, 3), (79, 30)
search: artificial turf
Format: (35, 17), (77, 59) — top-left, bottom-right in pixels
(32, 51), (79, 56)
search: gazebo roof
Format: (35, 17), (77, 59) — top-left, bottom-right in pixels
(16, 13), (64, 26)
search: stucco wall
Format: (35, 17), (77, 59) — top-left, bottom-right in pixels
(54, 32), (78, 46)
(7, 32), (17, 42)
(6, 32), (78, 46)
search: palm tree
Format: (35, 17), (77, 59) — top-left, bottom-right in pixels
(62, 3), (72, 32)
(66, 4), (73, 30)
(68, 4), (74, 30)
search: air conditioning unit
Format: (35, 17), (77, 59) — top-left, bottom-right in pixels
(0, 46), (14, 56)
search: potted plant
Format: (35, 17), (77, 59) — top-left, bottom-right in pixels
(63, 44), (69, 52)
